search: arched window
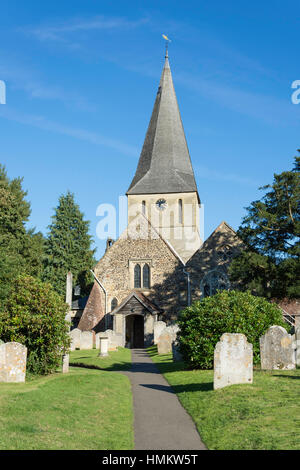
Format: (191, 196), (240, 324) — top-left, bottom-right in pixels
(143, 263), (150, 288)
(200, 270), (230, 298)
(134, 264), (141, 288)
(178, 199), (183, 224)
(111, 298), (118, 311)
(142, 200), (146, 215)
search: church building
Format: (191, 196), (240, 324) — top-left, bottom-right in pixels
(77, 51), (243, 348)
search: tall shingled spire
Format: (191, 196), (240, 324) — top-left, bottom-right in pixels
(127, 53), (199, 198)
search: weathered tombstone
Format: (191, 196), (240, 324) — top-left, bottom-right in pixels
(80, 331), (93, 350)
(214, 333), (253, 390)
(260, 326), (296, 370)
(162, 324), (180, 343)
(62, 354), (69, 373)
(95, 332), (101, 349)
(69, 328), (81, 351)
(157, 332), (172, 355)
(99, 337), (109, 357)
(172, 340), (183, 362)
(98, 330), (124, 350)
(296, 326), (300, 368)
(154, 321), (167, 344)
(0, 342), (27, 383)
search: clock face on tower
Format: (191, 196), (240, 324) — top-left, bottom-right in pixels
(155, 198), (167, 211)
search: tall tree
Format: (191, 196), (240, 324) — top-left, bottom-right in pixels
(229, 153), (300, 299)
(0, 165), (45, 304)
(43, 191), (96, 297)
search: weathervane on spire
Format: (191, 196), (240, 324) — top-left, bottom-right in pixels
(162, 34), (171, 58)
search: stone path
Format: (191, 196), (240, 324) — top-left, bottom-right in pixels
(123, 349), (206, 450)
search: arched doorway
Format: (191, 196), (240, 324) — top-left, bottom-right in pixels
(125, 314), (144, 348)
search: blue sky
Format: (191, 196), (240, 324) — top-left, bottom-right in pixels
(0, 0), (299, 258)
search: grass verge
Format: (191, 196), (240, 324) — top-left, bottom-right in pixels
(148, 345), (300, 450)
(0, 348), (133, 450)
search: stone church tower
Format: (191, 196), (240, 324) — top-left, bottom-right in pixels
(127, 51), (201, 263)
(75, 52), (243, 347)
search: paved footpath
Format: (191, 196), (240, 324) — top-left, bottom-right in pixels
(123, 349), (207, 450)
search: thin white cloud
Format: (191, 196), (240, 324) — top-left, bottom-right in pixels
(0, 106), (139, 157)
(0, 60), (95, 111)
(22, 16), (149, 42)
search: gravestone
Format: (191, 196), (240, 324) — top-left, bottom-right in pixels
(214, 333), (253, 390)
(98, 330), (123, 350)
(99, 337), (109, 357)
(162, 324), (180, 342)
(0, 342), (27, 383)
(296, 326), (300, 368)
(157, 332), (172, 355)
(172, 340), (183, 362)
(69, 328), (81, 351)
(81, 331), (93, 350)
(154, 321), (167, 344)
(260, 326), (296, 370)
(62, 354), (69, 373)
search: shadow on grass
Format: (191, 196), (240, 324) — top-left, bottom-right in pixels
(140, 382), (213, 393)
(273, 374), (300, 380)
(69, 361), (131, 372)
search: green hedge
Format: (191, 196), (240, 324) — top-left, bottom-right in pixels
(178, 290), (286, 369)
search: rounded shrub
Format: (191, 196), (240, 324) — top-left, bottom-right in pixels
(178, 290), (286, 369)
(0, 275), (70, 375)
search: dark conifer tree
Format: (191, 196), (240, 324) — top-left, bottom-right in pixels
(43, 191), (96, 297)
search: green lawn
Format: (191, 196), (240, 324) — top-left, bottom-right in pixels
(148, 346), (300, 450)
(69, 346), (132, 371)
(0, 348), (133, 450)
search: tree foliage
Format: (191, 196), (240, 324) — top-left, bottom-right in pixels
(178, 290), (286, 369)
(43, 191), (96, 297)
(229, 154), (300, 299)
(0, 165), (45, 305)
(0, 275), (70, 375)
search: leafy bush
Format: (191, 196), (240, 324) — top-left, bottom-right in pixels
(178, 290), (286, 369)
(0, 275), (70, 375)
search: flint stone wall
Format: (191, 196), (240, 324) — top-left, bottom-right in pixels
(260, 326), (296, 370)
(0, 342), (27, 383)
(214, 333), (253, 390)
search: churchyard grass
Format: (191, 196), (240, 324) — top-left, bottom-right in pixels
(148, 346), (300, 450)
(0, 348), (133, 450)
(69, 346), (132, 371)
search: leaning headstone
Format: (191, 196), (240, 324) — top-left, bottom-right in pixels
(80, 331), (93, 350)
(172, 340), (183, 362)
(157, 332), (172, 355)
(0, 342), (27, 383)
(62, 354), (69, 374)
(214, 333), (253, 390)
(69, 328), (81, 351)
(99, 337), (109, 357)
(154, 321), (167, 344)
(296, 326), (300, 368)
(260, 326), (296, 370)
